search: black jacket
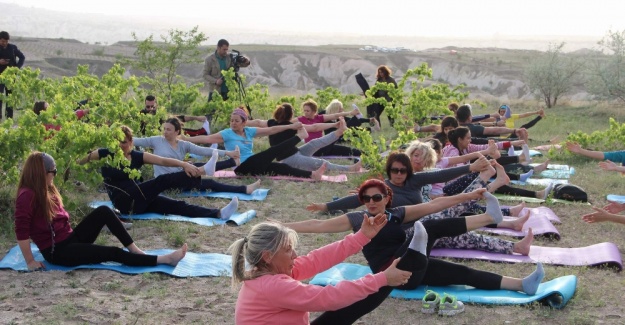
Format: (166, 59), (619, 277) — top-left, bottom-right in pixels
(0, 43), (25, 74)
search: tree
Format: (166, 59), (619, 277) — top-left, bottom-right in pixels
(524, 42), (583, 108)
(587, 30), (625, 102)
(124, 26), (207, 111)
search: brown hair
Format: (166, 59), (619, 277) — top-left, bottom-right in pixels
(273, 103), (294, 123)
(17, 152), (62, 222)
(302, 99), (318, 113)
(377, 65), (392, 79)
(384, 152), (412, 181)
(33, 101), (48, 115)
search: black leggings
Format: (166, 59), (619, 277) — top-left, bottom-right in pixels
(234, 136), (312, 178)
(520, 116), (542, 130)
(312, 218), (502, 324)
(313, 143), (362, 157)
(109, 171), (220, 218)
(40, 206), (157, 267)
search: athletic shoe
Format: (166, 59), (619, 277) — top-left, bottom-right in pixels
(421, 290), (440, 314)
(438, 293), (465, 316)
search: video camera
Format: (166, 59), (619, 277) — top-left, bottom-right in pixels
(229, 49), (248, 71)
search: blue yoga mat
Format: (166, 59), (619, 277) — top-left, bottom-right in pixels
(310, 263), (576, 309)
(0, 244), (231, 277)
(175, 188), (269, 201)
(89, 201), (256, 226)
(509, 178), (568, 186)
(607, 194), (625, 204)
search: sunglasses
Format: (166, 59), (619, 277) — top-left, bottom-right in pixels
(361, 194), (386, 202)
(47, 169), (57, 176)
(390, 167), (408, 175)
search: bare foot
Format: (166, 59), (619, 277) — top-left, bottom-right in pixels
(372, 118), (381, 132)
(511, 209), (530, 231)
(246, 179), (261, 194)
(487, 162), (510, 192)
(513, 228), (533, 256)
(336, 116), (348, 137)
(532, 159), (550, 173)
(509, 202), (526, 217)
(296, 126), (309, 140)
(349, 160), (363, 172)
(478, 162), (497, 183)
(159, 243), (188, 266)
(234, 145), (241, 166)
(306, 202), (328, 212)
(311, 162), (327, 181)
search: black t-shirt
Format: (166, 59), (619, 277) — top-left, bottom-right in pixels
(346, 207), (407, 272)
(267, 119), (299, 160)
(98, 148), (144, 199)
(463, 123), (485, 137)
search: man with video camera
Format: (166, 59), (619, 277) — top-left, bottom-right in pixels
(203, 39), (250, 102)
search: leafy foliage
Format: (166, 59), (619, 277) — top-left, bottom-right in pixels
(587, 30), (625, 102)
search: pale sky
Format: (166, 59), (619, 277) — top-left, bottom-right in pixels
(4, 0), (624, 38)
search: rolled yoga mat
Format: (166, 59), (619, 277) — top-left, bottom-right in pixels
(309, 263), (577, 309)
(430, 242), (622, 271)
(88, 201), (256, 226)
(0, 243), (232, 277)
(607, 194), (625, 204)
(213, 170), (348, 182)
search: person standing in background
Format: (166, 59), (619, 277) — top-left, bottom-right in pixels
(0, 31), (26, 120)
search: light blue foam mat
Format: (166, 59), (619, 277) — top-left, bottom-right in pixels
(310, 263), (576, 309)
(514, 149), (542, 157)
(0, 243), (232, 277)
(188, 153), (207, 161)
(529, 164), (576, 179)
(175, 188), (269, 201)
(88, 201), (256, 226)
(607, 194), (625, 204)
(502, 178), (568, 186)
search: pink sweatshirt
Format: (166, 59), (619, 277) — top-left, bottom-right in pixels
(234, 231), (387, 325)
(442, 141), (510, 168)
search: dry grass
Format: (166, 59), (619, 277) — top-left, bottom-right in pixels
(2, 104), (625, 324)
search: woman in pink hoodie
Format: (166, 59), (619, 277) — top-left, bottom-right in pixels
(229, 217), (411, 324)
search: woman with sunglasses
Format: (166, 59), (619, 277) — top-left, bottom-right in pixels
(307, 149), (532, 255)
(284, 179), (545, 324)
(14, 152), (188, 270)
(78, 125), (240, 220)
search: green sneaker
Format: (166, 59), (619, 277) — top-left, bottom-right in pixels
(421, 290), (440, 314)
(438, 293), (465, 316)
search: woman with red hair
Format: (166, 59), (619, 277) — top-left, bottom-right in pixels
(282, 178), (545, 323)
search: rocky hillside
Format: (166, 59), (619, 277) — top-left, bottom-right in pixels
(11, 37), (589, 101)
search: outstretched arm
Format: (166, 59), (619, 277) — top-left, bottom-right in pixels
(255, 122), (302, 137)
(181, 133), (224, 145)
(142, 152), (201, 177)
(403, 189), (486, 222)
(565, 142), (606, 160)
(305, 121), (340, 132)
(323, 109), (359, 122)
(282, 214), (353, 234)
(582, 206), (625, 225)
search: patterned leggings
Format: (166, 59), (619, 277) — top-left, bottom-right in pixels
(422, 177), (515, 254)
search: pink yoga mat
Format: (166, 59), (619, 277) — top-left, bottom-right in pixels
(430, 242), (622, 271)
(213, 170), (348, 182)
(479, 211), (560, 240)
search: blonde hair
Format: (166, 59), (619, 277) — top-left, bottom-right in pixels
(229, 222), (299, 288)
(325, 99), (343, 115)
(405, 140), (437, 169)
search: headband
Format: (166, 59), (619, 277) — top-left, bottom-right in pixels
(231, 108), (248, 122)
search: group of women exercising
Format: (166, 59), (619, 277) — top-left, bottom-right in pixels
(17, 95), (603, 324)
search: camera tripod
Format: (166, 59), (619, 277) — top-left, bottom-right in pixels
(233, 70), (252, 119)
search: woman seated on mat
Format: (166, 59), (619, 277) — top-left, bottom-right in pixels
(297, 99), (362, 157)
(444, 127), (553, 199)
(14, 152), (188, 270)
(78, 125), (240, 220)
(320, 99), (380, 138)
(497, 104), (545, 130)
(183, 108), (327, 180)
(307, 150), (532, 255)
(229, 217), (412, 324)
(282, 179), (545, 324)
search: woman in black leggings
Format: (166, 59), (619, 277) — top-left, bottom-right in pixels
(284, 179), (545, 324)
(79, 126), (240, 219)
(14, 152), (187, 269)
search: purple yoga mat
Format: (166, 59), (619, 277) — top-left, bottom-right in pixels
(213, 170), (348, 182)
(430, 242), (622, 271)
(479, 210), (560, 240)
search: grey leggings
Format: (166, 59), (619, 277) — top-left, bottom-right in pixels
(280, 131), (352, 171)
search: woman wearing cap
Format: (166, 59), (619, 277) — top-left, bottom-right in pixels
(184, 108), (327, 179)
(14, 151), (188, 270)
(497, 104), (545, 129)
